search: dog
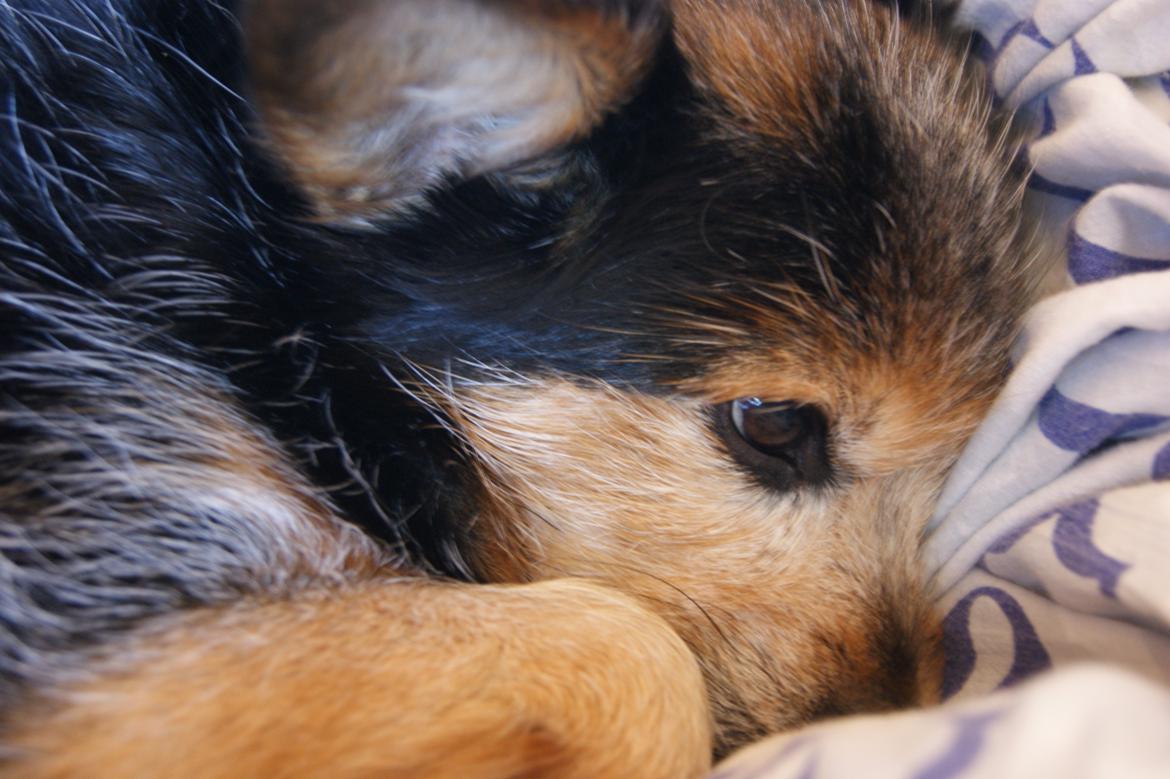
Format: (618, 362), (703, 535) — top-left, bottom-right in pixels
(0, 0), (1036, 776)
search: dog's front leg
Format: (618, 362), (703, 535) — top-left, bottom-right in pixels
(3, 579), (712, 779)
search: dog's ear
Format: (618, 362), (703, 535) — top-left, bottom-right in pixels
(245, 0), (666, 224)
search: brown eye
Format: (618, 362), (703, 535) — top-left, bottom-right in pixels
(715, 398), (831, 490)
(730, 398), (811, 455)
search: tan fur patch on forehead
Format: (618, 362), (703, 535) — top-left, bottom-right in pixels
(671, 0), (929, 146)
(673, 0), (856, 135)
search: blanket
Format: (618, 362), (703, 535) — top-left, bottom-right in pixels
(714, 1), (1170, 775)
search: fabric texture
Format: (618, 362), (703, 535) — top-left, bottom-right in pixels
(714, 666), (1170, 779)
(713, 0), (1170, 775)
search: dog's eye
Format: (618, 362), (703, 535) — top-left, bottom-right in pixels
(730, 399), (811, 455)
(715, 398), (831, 490)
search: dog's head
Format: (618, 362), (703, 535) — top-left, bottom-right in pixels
(247, 0), (1034, 753)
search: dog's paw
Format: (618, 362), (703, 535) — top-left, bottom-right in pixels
(468, 579), (715, 779)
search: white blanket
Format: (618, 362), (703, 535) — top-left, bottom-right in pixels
(715, 1), (1170, 775)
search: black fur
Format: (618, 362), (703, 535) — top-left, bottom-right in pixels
(0, 0), (1027, 710)
(0, 0), (417, 700)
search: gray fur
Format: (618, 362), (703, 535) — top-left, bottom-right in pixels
(0, 287), (387, 701)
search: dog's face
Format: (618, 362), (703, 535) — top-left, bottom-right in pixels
(248, 0), (1033, 753)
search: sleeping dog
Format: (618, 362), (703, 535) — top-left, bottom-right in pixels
(0, 0), (1035, 776)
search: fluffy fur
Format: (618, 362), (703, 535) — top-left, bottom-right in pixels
(0, 0), (1036, 775)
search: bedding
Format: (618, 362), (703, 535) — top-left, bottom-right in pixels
(714, 0), (1170, 775)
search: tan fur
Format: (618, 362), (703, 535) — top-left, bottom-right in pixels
(693, 341), (1010, 476)
(246, 0), (664, 222)
(4, 580), (711, 779)
(673, 0), (829, 143)
(411, 375), (954, 751)
(673, 0), (929, 146)
(201, 410), (391, 580)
